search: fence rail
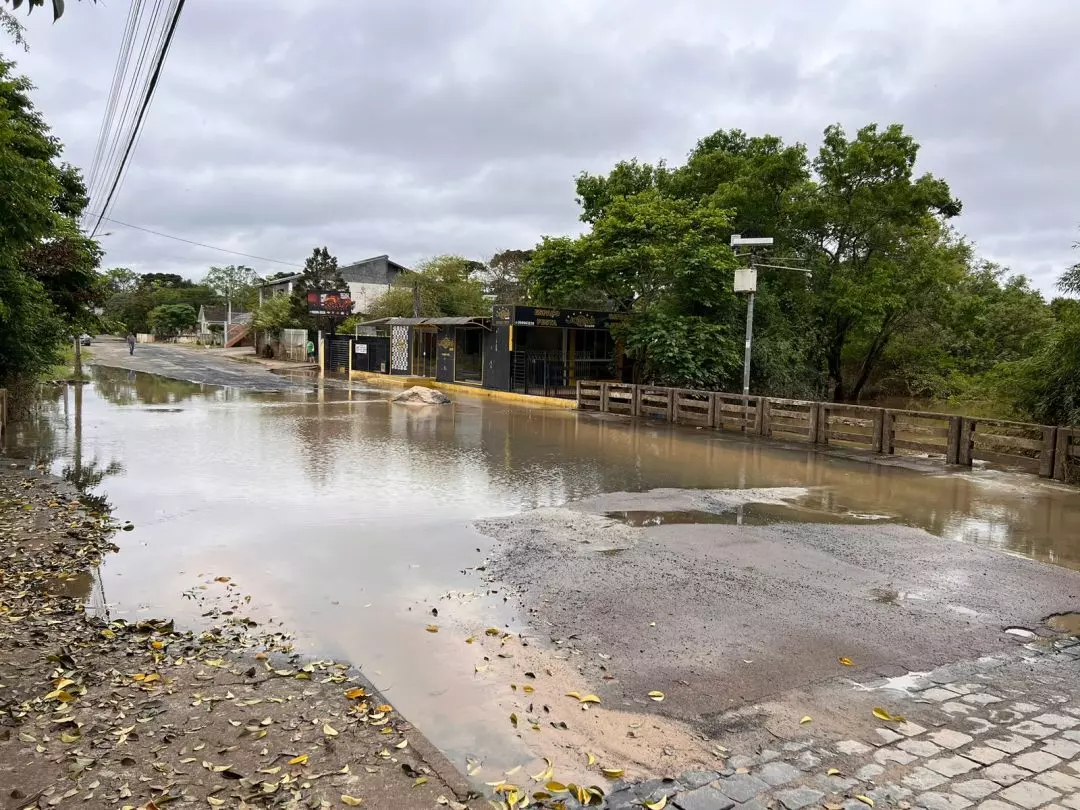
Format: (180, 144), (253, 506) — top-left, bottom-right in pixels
(578, 381), (1073, 482)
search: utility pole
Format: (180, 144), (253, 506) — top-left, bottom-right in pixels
(225, 278), (232, 348)
(731, 235), (773, 423)
(731, 234), (810, 427)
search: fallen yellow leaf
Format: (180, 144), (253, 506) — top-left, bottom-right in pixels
(288, 754), (309, 766)
(579, 694), (601, 704)
(464, 636), (475, 644)
(566, 691), (582, 700)
(648, 690), (665, 702)
(855, 796), (874, 807)
(545, 782), (567, 794)
(340, 795), (363, 806)
(872, 707), (894, 722)
(523, 685), (534, 694)
(838, 657), (854, 666)
(799, 716), (813, 725)
(426, 625), (439, 633)
(323, 724), (338, 737)
(395, 740), (408, 749)
(827, 768), (842, 776)
(644, 797), (668, 810)
(601, 767), (625, 779)
(345, 687), (367, 700)
(485, 628), (501, 636)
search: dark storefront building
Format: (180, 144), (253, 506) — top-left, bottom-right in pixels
(350, 305), (625, 398)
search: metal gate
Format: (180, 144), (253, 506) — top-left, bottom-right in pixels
(324, 336), (351, 374)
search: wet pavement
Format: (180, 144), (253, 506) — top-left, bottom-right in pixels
(13, 346), (1080, 800)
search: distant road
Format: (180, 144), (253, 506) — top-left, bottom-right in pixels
(89, 338), (313, 392)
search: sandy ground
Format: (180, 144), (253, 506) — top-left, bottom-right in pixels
(475, 486), (1080, 753)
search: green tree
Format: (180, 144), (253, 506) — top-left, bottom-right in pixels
(799, 123), (963, 400)
(525, 190), (743, 387)
(202, 264), (262, 311)
(250, 294), (300, 337)
(0, 56), (100, 386)
(367, 255), (488, 319)
(482, 248), (533, 305)
(102, 266), (139, 295)
(147, 303), (197, 339)
(287, 246), (349, 331)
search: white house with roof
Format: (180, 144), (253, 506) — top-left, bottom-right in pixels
(257, 254), (410, 315)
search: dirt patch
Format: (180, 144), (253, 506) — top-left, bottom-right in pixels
(457, 627), (720, 789)
(0, 459), (476, 810)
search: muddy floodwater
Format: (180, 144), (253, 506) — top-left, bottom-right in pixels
(16, 366), (1080, 776)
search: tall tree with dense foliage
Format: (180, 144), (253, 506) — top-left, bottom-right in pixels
(202, 264), (262, 311)
(526, 190), (743, 388)
(0, 56), (101, 386)
(289, 246), (351, 333)
(147, 303), (197, 339)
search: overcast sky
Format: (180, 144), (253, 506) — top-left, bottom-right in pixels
(10, 0), (1079, 292)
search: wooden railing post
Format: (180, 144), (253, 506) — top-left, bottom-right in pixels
(665, 388), (674, 422)
(1055, 429), (1072, 481)
(600, 383), (610, 413)
(881, 410), (895, 454)
(1039, 427), (1057, 478)
(871, 409), (885, 453)
(808, 402), (820, 444)
(630, 384), (640, 417)
(946, 416), (962, 465)
(758, 397), (771, 437)
(957, 418), (975, 466)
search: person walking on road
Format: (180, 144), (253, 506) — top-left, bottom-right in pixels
(127, 332), (136, 356)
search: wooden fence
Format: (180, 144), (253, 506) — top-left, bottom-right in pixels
(0, 388), (7, 449)
(578, 381), (1074, 482)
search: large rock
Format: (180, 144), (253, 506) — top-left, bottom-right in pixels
(391, 385), (451, 405)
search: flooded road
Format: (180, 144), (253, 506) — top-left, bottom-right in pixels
(16, 364), (1080, 781)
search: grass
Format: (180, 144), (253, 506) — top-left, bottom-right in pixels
(41, 343), (93, 382)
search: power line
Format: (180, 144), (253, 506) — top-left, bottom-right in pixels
(89, 213), (303, 268)
(84, 0), (143, 204)
(90, 0), (187, 239)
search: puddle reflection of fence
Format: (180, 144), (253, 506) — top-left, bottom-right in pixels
(579, 381), (1080, 483)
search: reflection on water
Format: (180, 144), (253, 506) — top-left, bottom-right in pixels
(17, 365), (1080, 768)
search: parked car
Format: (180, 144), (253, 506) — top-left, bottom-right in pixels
(79, 334), (93, 346)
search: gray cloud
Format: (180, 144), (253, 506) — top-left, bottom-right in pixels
(11, 0), (1080, 291)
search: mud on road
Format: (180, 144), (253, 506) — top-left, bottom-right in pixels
(476, 486), (1080, 751)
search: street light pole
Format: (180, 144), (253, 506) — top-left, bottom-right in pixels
(741, 258), (755, 402)
(730, 234), (810, 429)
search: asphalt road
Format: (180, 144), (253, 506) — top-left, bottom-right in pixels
(478, 486), (1080, 740)
(89, 338), (313, 392)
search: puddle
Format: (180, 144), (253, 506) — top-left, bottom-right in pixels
(1046, 612), (1080, 634)
(15, 364), (1080, 779)
(606, 503), (895, 528)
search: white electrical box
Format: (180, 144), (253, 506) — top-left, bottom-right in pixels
(734, 268), (758, 293)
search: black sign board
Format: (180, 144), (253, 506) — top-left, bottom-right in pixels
(504, 305), (625, 330)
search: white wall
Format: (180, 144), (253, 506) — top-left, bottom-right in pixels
(348, 281), (393, 314)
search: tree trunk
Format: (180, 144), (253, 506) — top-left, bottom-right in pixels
(850, 314), (900, 401)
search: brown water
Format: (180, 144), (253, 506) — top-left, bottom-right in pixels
(16, 366), (1080, 773)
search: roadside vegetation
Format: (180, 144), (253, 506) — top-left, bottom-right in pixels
(0, 57), (104, 406)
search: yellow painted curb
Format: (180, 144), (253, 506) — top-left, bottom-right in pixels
(348, 370), (577, 409)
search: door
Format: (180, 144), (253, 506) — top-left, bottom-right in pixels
(412, 329), (437, 377)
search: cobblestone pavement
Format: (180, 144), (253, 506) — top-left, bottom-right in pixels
(594, 637), (1080, 810)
